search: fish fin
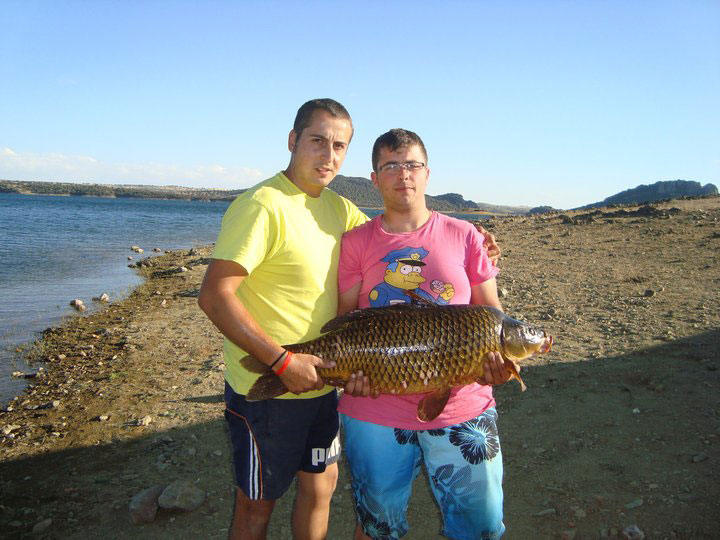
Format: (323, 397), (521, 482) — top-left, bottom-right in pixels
(506, 361), (527, 392)
(320, 304), (420, 333)
(321, 309), (367, 333)
(417, 387), (452, 422)
(239, 354), (271, 374)
(245, 372), (289, 401)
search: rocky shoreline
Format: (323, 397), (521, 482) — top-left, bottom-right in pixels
(1, 197), (719, 539)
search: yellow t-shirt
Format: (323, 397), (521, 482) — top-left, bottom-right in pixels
(212, 172), (368, 398)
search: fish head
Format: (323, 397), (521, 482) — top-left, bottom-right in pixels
(500, 317), (553, 361)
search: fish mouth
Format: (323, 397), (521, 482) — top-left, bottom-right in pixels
(539, 335), (553, 354)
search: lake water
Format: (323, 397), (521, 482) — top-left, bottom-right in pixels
(0, 193), (231, 405)
(0, 193), (488, 405)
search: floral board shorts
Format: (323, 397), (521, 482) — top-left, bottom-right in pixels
(341, 408), (505, 540)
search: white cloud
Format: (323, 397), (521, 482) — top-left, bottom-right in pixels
(0, 147), (264, 189)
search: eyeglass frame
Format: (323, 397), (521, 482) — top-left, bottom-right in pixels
(376, 161), (427, 174)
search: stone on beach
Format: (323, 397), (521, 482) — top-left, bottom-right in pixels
(129, 484), (166, 524)
(69, 299), (86, 311)
(11, 371), (37, 379)
(2, 424), (21, 435)
(621, 525), (645, 539)
(131, 415), (152, 426)
(92, 293), (110, 303)
(31, 518), (53, 535)
(158, 479), (206, 511)
(130, 245), (144, 253)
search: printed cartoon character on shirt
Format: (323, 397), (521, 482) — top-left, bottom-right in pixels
(369, 247), (455, 307)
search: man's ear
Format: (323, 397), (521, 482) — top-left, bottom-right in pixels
(371, 171), (379, 188)
(288, 129), (297, 152)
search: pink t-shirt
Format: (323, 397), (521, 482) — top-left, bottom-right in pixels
(337, 212), (500, 430)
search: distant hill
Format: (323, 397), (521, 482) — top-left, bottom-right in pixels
(328, 176), (529, 214)
(325, 175), (383, 207)
(581, 180), (718, 209)
(527, 205), (558, 215)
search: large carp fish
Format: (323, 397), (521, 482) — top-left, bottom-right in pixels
(242, 299), (553, 422)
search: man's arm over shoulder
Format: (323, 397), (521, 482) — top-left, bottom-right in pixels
(473, 224), (501, 266)
(198, 259), (334, 394)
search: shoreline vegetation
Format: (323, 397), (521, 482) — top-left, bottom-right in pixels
(1, 196), (719, 538)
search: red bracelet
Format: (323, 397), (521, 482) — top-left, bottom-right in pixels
(274, 351), (293, 376)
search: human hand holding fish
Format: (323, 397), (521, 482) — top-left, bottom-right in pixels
(344, 370), (380, 398)
(476, 351), (515, 386)
(275, 352), (336, 394)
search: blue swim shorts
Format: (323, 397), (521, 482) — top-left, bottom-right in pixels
(225, 382), (340, 500)
(341, 408), (505, 540)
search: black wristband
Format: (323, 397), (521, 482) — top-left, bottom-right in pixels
(269, 350), (287, 369)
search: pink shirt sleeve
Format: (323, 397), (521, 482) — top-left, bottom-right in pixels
(465, 226), (499, 287)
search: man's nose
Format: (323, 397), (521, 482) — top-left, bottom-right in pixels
(321, 143), (333, 161)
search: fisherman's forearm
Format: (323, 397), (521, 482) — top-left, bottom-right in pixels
(200, 291), (284, 366)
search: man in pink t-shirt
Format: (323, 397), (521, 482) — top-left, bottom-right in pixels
(337, 129), (512, 539)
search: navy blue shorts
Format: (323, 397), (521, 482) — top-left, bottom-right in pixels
(224, 382), (340, 500)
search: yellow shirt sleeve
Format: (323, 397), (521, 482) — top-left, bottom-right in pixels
(344, 199), (369, 232)
(212, 197), (275, 274)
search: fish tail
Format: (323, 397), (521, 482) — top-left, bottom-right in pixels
(245, 372), (289, 401)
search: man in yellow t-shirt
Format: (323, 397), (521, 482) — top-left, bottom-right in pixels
(198, 98), (367, 540)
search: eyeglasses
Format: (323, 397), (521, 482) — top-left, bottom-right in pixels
(377, 161), (426, 174)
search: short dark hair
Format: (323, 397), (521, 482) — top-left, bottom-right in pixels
(371, 128), (428, 172)
(293, 98), (353, 139)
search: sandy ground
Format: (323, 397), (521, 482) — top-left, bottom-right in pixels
(1, 196), (719, 539)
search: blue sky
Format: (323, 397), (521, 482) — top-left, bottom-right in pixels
(1, 1), (718, 208)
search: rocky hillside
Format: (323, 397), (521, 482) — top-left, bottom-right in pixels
(583, 179), (717, 209)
